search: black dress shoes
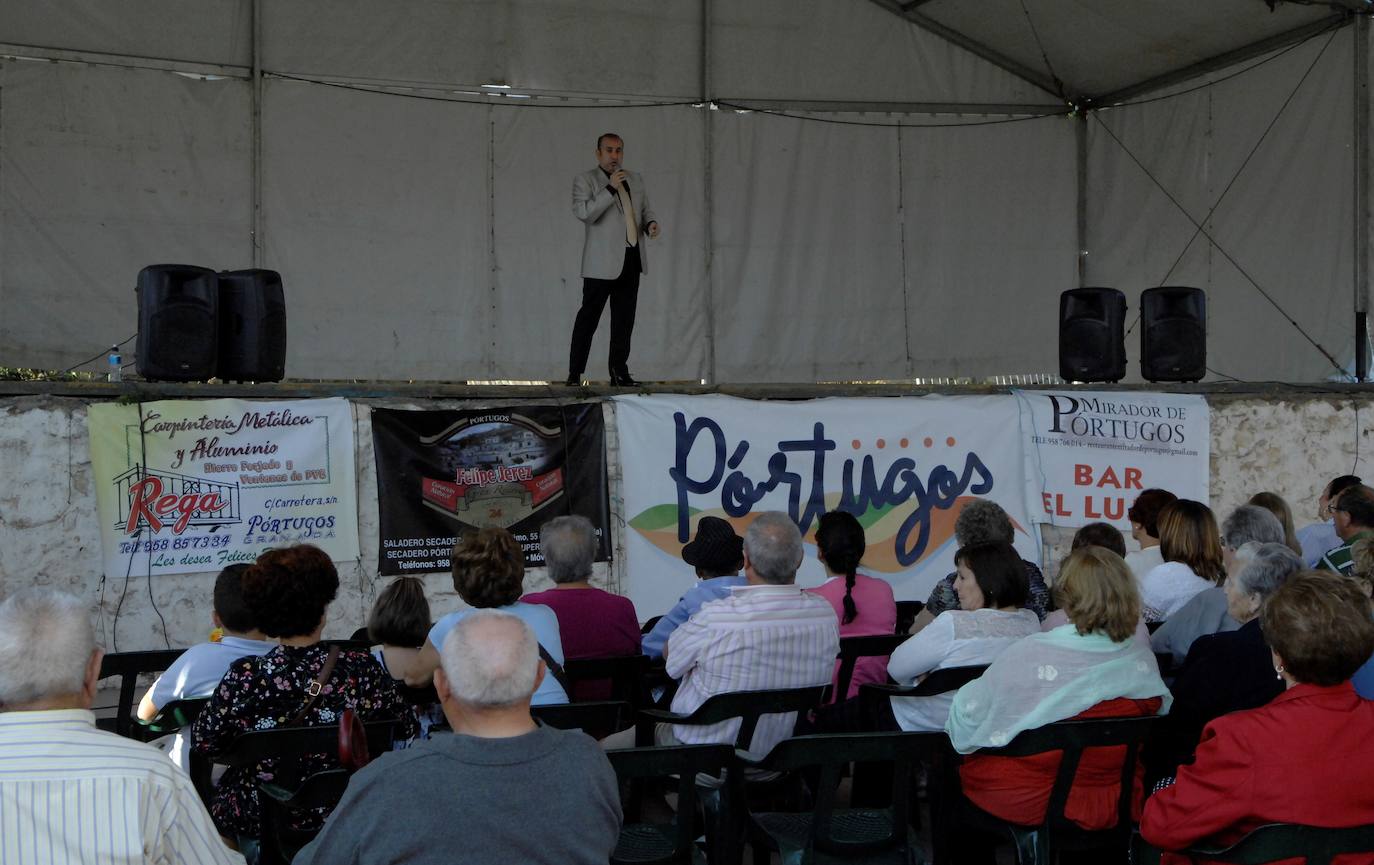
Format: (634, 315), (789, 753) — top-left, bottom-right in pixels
(564, 374), (582, 387)
(609, 371), (641, 387)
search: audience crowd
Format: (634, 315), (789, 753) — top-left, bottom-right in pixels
(8, 472), (1374, 864)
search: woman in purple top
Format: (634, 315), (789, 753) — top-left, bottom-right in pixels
(523, 516), (640, 699)
(806, 510), (897, 701)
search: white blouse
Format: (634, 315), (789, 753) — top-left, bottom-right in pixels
(1139, 561), (1214, 622)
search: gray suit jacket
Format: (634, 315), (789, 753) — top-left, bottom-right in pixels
(572, 167), (656, 280)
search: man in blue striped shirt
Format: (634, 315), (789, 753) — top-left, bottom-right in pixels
(0, 588), (242, 865)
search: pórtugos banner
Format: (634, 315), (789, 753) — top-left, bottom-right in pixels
(89, 398), (360, 577)
(371, 404), (610, 574)
(613, 394), (1041, 617)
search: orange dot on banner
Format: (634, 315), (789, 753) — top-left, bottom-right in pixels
(876, 438), (886, 449)
(923, 437), (933, 448)
(946, 436), (957, 447)
(899, 438), (909, 448)
(852, 439), (862, 450)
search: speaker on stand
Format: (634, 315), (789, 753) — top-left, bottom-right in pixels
(135, 264), (219, 381)
(1058, 287), (1127, 382)
(217, 269), (287, 382)
(1141, 286), (1206, 383)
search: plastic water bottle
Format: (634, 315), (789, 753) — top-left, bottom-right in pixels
(107, 346), (122, 383)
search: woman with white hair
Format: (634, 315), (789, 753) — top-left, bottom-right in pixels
(1144, 541), (1303, 785)
(909, 499), (1050, 634)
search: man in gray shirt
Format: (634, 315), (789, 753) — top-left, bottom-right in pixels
(295, 610), (621, 865)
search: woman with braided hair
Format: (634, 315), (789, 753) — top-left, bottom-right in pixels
(806, 510), (896, 700)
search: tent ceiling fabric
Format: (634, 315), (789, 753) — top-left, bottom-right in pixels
(867, 0), (1348, 101)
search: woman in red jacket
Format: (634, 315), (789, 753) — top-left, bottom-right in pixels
(1141, 570), (1374, 864)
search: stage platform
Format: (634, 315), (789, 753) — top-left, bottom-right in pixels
(2, 378), (1368, 402)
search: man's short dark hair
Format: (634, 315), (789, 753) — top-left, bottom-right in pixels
(1329, 474), (1363, 500)
(1071, 522), (1127, 558)
(1335, 484), (1374, 529)
(596, 132), (623, 150)
(213, 564), (256, 633)
(953, 542), (1029, 609)
(1127, 488), (1177, 538)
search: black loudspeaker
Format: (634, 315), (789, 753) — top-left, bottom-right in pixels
(1059, 287), (1127, 382)
(1141, 286), (1206, 382)
(136, 264), (219, 381)
(217, 269), (287, 382)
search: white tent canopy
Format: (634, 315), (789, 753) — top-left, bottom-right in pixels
(0, 0), (1366, 383)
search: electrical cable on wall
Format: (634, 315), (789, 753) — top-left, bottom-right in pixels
(61, 333), (136, 375)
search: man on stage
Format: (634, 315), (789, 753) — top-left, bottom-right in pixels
(566, 133), (660, 387)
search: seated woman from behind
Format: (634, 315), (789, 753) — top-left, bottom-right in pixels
(946, 545), (1170, 833)
(806, 510), (897, 701)
(190, 545), (418, 855)
(406, 527), (569, 705)
(883, 542), (1037, 731)
(368, 575), (444, 743)
(1142, 571), (1374, 863)
(1140, 499), (1226, 622)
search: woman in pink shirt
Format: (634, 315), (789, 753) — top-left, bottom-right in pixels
(807, 510), (897, 700)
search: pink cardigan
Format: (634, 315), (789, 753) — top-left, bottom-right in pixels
(807, 574), (898, 700)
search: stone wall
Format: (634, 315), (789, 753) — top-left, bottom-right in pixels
(0, 390), (1367, 651)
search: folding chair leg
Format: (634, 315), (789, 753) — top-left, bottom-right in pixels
(1009, 827), (1049, 865)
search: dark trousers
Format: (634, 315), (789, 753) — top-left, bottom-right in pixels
(568, 247), (640, 377)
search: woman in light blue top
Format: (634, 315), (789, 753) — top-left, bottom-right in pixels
(404, 528), (568, 705)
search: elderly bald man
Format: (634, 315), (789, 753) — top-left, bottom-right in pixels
(0, 588), (241, 864)
(296, 610), (621, 865)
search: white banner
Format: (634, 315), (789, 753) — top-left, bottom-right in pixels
(614, 394), (1041, 617)
(89, 398), (359, 577)
(1015, 389), (1210, 529)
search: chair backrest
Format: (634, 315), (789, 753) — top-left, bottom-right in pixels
(833, 634), (910, 700)
(753, 732), (937, 857)
(607, 744), (734, 865)
(672, 686), (828, 752)
(894, 601), (925, 634)
(137, 695), (211, 737)
(214, 719), (398, 783)
(258, 769), (353, 865)
(1134, 823), (1374, 865)
(859, 663), (989, 708)
(319, 638), (374, 653)
(968, 715), (1158, 837)
(531, 700), (632, 738)
(97, 649), (185, 738)
(564, 654), (652, 706)
(640, 615), (663, 635)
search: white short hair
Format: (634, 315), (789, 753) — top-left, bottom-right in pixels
(439, 610), (540, 708)
(0, 589), (96, 706)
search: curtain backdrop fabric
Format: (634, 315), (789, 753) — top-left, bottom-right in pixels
(0, 5), (1361, 383)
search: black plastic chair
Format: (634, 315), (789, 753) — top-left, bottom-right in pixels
(642, 615), (664, 635)
(740, 732), (938, 865)
(319, 638), (374, 653)
(137, 695), (212, 737)
(532, 700), (633, 738)
(894, 601), (925, 635)
(932, 715), (1158, 865)
(259, 769), (354, 865)
(833, 634), (910, 702)
(607, 743), (735, 865)
(859, 664), (989, 705)
(96, 649), (185, 738)
(189, 719), (399, 816)
(636, 686), (829, 865)
(565, 654), (653, 707)
(1131, 823), (1374, 865)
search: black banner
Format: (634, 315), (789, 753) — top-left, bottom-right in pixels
(372, 404), (610, 574)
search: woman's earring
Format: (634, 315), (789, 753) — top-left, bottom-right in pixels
(1275, 665), (1286, 681)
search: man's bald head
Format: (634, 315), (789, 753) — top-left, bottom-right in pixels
(439, 610), (541, 708)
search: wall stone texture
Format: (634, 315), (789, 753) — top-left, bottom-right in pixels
(0, 391), (1367, 652)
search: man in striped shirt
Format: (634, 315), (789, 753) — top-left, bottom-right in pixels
(1318, 484), (1374, 575)
(661, 511), (840, 757)
(0, 588), (242, 865)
